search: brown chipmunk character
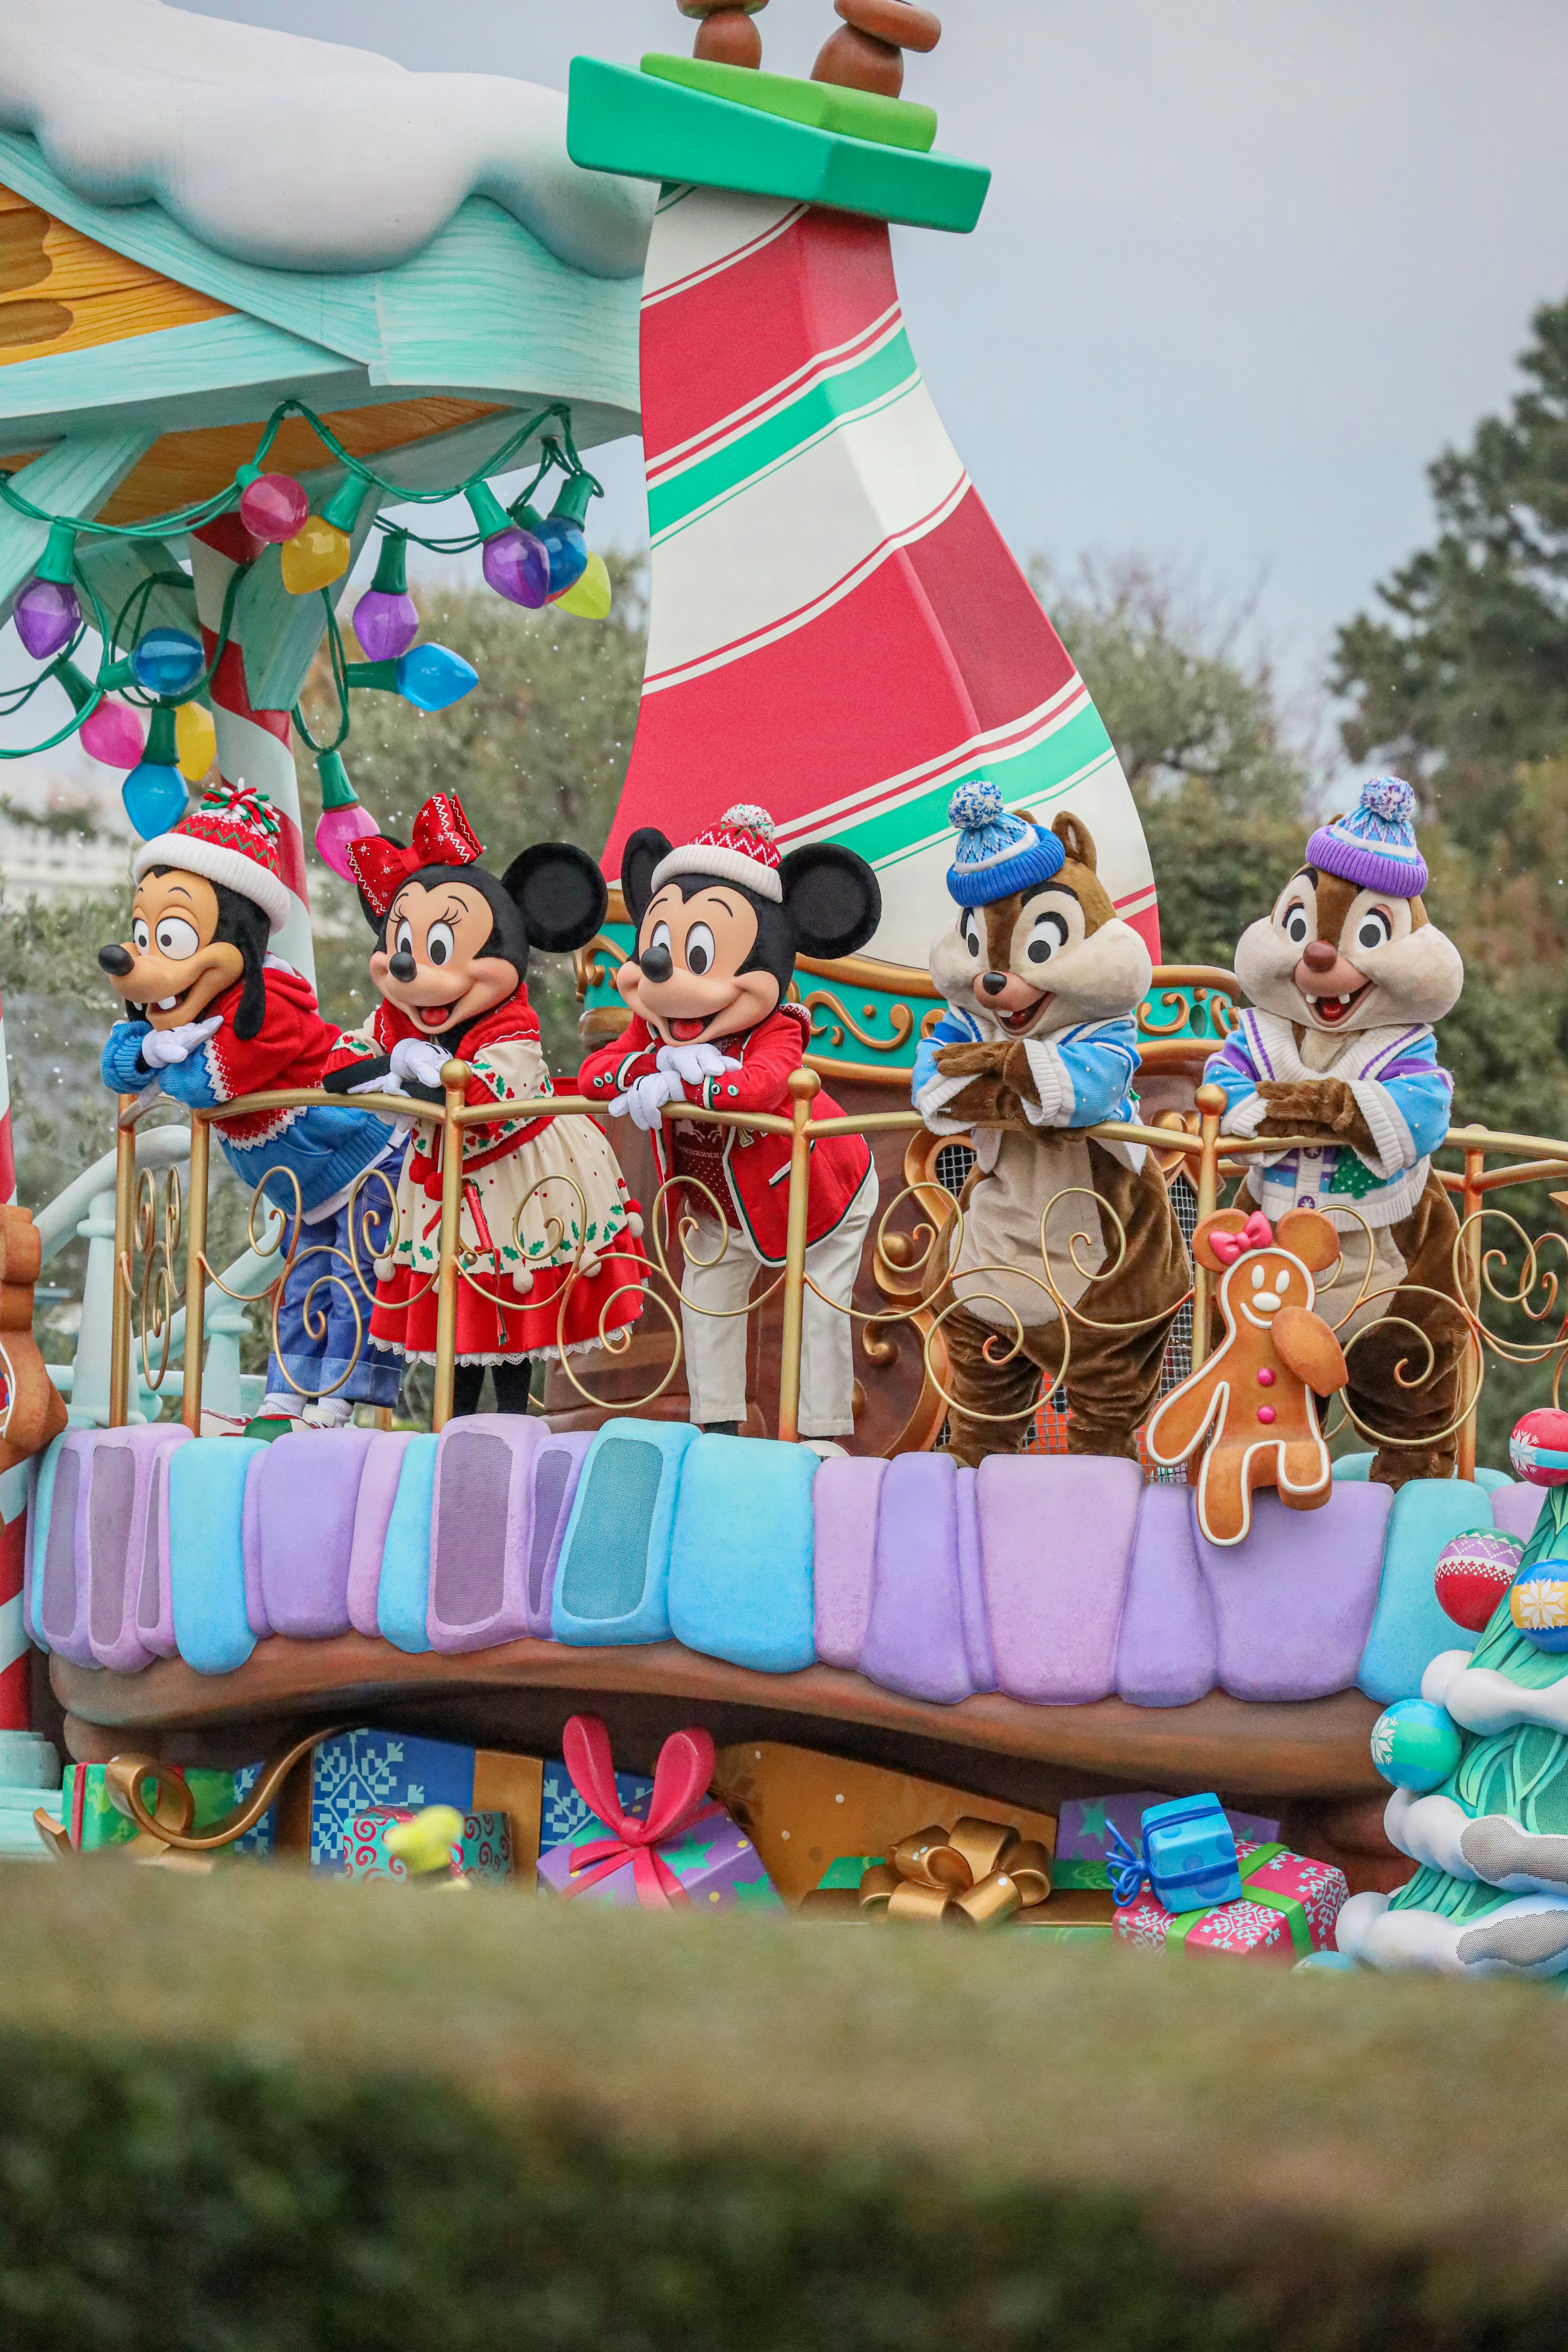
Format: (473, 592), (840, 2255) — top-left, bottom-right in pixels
(1146, 1207), (1349, 1545)
(1203, 777), (1466, 1488)
(913, 786), (1189, 1465)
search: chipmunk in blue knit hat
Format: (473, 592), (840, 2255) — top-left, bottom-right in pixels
(1203, 776), (1467, 1487)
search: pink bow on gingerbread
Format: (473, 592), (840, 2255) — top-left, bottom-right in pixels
(557, 1713), (723, 1909)
(1207, 1208), (1274, 1266)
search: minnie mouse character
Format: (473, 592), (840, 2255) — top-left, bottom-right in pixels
(98, 783), (403, 1430)
(579, 805), (880, 1450)
(324, 793), (646, 1419)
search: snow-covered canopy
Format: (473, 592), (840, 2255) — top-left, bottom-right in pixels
(0, 0), (653, 279)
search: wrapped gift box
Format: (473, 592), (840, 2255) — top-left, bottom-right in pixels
(538, 1802), (780, 1910)
(231, 1734), (543, 1873)
(538, 1717), (781, 1911)
(341, 1807), (513, 1885)
(541, 1757), (653, 1856)
(1114, 1841), (1348, 1961)
(1057, 1793), (1278, 1863)
(59, 1762), (239, 1853)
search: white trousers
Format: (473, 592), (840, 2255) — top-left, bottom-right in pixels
(680, 1163), (878, 1438)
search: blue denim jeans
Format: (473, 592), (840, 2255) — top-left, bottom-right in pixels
(264, 1191), (401, 1410)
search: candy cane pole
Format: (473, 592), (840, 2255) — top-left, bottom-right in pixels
(189, 518), (316, 987)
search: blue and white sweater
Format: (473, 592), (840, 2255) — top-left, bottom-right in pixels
(913, 1007), (1143, 1151)
(1203, 1009), (1452, 1228)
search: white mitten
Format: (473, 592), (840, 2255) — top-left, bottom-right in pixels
(138, 1014), (223, 1070)
(653, 1040), (744, 1086)
(389, 1036), (447, 1089)
(346, 1067), (406, 1098)
(608, 1069), (682, 1132)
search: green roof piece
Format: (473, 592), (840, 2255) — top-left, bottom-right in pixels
(567, 57), (988, 236)
(638, 54), (937, 153)
(0, 432), (154, 611)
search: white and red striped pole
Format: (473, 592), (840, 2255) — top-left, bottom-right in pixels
(189, 518), (316, 987)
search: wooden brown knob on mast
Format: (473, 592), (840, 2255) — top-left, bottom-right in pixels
(812, 0), (941, 98)
(679, 0), (769, 70)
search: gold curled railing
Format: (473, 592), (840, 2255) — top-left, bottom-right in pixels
(105, 1062), (1568, 1474)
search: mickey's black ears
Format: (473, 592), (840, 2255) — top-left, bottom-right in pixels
(620, 828), (673, 928)
(778, 843), (881, 960)
(501, 842), (608, 955)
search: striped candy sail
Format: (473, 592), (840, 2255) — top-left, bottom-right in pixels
(603, 187), (1158, 968)
(190, 519), (316, 987)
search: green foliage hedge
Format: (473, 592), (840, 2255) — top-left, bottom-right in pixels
(4, 1863), (1568, 2348)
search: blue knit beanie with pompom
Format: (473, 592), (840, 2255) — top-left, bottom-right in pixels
(945, 780), (1065, 907)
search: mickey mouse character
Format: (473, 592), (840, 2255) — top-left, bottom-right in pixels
(1145, 1207), (1349, 1545)
(1204, 775), (1467, 1487)
(912, 786), (1190, 1466)
(324, 793), (646, 1420)
(98, 783), (403, 1429)
(579, 805), (881, 1450)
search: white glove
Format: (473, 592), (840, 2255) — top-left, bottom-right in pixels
(138, 1014), (223, 1070)
(654, 1040), (743, 1086)
(608, 1069), (683, 1132)
(346, 1067), (406, 1097)
(390, 1036), (447, 1089)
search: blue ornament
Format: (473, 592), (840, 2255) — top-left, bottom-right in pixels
(539, 512), (588, 600)
(130, 628), (204, 698)
(1508, 1556), (1568, 1651)
(394, 642), (478, 713)
(1370, 1698), (1462, 1793)
(121, 760), (188, 840)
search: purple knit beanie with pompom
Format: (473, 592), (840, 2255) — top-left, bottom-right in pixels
(1306, 776), (1427, 898)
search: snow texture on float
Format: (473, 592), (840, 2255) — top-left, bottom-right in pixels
(0, 0), (653, 278)
(1337, 1885), (1568, 1976)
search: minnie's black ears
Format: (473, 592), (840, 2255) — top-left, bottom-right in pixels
(620, 827), (673, 927)
(778, 843), (882, 960)
(501, 842), (608, 954)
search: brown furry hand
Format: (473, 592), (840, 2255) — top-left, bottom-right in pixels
(941, 1076), (1031, 1129)
(934, 1039), (1011, 1082)
(1256, 1077), (1375, 1153)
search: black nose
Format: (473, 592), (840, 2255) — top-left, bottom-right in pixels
(98, 944), (134, 980)
(389, 951), (417, 983)
(980, 971), (1008, 997)
(639, 944), (673, 984)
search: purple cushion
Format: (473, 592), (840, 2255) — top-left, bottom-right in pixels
(955, 1467), (995, 1691)
(428, 1415), (542, 1653)
(347, 1431), (415, 1638)
(1196, 1482), (1390, 1701)
(85, 1425), (191, 1673)
(523, 1429), (594, 1637)
(1115, 1483), (1217, 1706)
(860, 1453), (973, 1704)
(978, 1455), (1144, 1704)
(257, 1428), (376, 1639)
(812, 1456), (885, 1670)
(1490, 1481), (1546, 1547)
(36, 1431), (113, 1666)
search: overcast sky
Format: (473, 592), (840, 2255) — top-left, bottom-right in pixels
(165, 0), (1568, 696)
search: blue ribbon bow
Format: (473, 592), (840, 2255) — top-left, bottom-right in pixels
(1105, 1822), (1149, 1906)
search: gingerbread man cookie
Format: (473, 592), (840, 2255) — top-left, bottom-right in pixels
(1145, 1207), (1349, 1546)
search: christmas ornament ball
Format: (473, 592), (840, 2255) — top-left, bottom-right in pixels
(1434, 1529), (1524, 1631)
(1509, 1408), (1568, 1486)
(1370, 1698), (1463, 1793)
(1508, 1559), (1568, 1652)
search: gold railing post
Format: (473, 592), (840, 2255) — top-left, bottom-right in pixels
(1190, 1081), (1227, 1371)
(1457, 1137), (1486, 1483)
(180, 1114), (210, 1435)
(109, 1096), (137, 1427)
(777, 1067), (820, 1444)
(432, 1060), (470, 1432)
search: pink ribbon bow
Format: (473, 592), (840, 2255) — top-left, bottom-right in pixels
(1209, 1209), (1275, 1265)
(558, 1713), (722, 1909)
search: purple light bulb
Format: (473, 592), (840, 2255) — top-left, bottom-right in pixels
(14, 575), (80, 662)
(481, 525), (550, 610)
(352, 585), (420, 662)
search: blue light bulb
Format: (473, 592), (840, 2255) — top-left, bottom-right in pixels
(394, 642), (479, 713)
(538, 514), (587, 601)
(130, 628), (205, 699)
(121, 760), (189, 840)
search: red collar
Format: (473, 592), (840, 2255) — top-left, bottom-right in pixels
(381, 982), (539, 1059)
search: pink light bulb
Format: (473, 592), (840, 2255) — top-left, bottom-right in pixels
(239, 471), (310, 545)
(315, 798), (381, 881)
(78, 695), (146, 771)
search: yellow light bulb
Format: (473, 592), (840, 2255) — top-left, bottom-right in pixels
(174, 699), (216, 782)
(555, 549), (611, 620)
(280, 516), (351, 596)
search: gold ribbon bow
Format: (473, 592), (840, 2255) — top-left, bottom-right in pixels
(804, 1817), (1052, 1927)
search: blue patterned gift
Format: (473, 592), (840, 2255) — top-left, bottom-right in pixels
(232, 1733), (524, 1871)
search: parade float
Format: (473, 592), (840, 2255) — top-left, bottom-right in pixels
(5, 0), (1568, 1975)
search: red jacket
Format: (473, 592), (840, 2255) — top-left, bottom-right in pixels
(325, 987), (555, 1199)
(578, 1004), (870, 1263)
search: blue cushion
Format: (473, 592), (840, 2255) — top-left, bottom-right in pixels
(377, 1434), (437, 1654)
(552, 1419), (699, 1646)
(668, 1433), (816, 1673)
(1332, 1452), (1373, 1481)
(1473, 1466), (1510, 1494)
(168, 1437), (265, 1675)
(23, 1432), (67, 1648)
(1358, 1478), (1494, 1704)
